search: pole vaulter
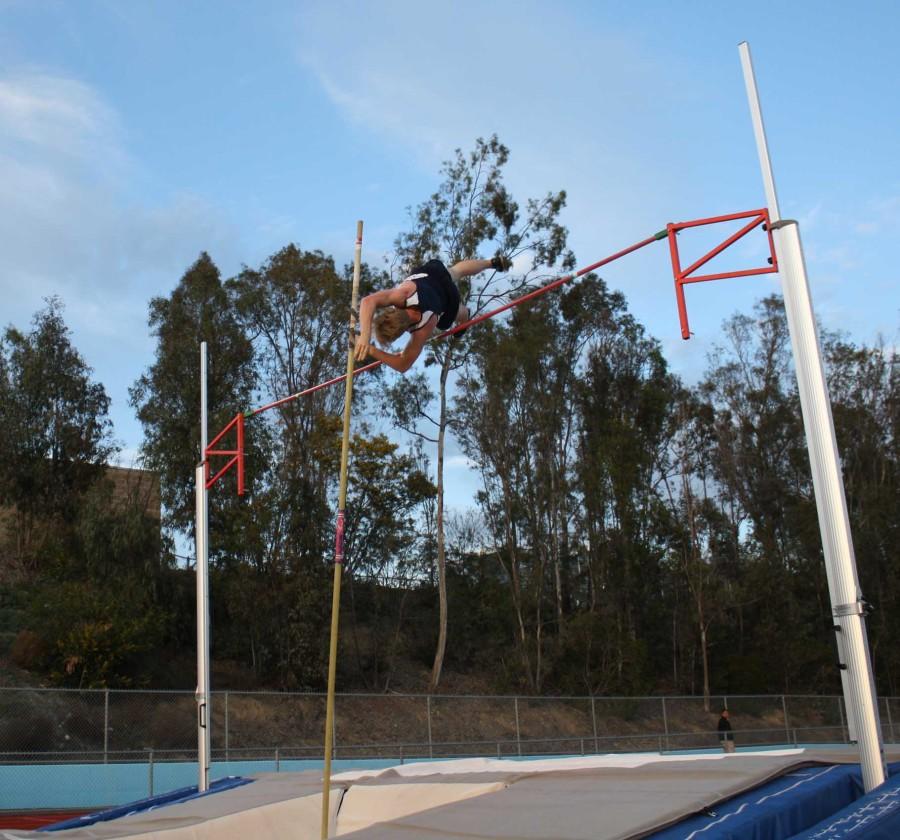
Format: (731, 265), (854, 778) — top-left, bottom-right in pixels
(246, 229), (667, 420)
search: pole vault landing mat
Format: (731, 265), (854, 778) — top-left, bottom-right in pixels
(3, 748), (899, 839)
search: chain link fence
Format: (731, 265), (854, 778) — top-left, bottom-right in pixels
(1, 688), (897, 810)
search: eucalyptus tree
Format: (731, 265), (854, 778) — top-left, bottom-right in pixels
(699, 296), (831, 691)
(0, 301), (178, 686)
(657, 392), (735, 706)
(227, 246), (349, 567)
(825, 334), (900, 692)
(130, 253), (256, 539)
(227, 247), (387, 571)
(341, 433), (435, 690)
(389, 135), (574, 690)
(0, 299), (116, 576)
(572, 301), (677, 694)
(454, 273), (630, 691)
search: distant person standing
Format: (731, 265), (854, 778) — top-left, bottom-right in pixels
(718, 708), (735, 753)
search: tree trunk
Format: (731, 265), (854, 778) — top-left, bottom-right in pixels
(672, 608), (679, 688)
(494, 476), (534, 690)
(550, 466), (564, 634)
(428, 354), (452, 691)
(700, 617), (711, 712)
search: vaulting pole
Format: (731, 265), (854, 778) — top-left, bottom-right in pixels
(321, 221), (364, 838)
(740, 41), (885, 791)
(195, 341), (211, 792)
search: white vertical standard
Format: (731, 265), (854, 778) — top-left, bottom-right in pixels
(195, 341), (212, 792)
(739, 41), (885, 792)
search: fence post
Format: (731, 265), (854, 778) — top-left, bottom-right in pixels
(838, 696), (847, 743)
(514, 697), (521, 757)
(332, 709), (338, 759)
(103, 689), (109, 764)
(147, 749), (154, 797)
(885, 697), (894, 744)
(782, 696), (790, 744)
(426, 695), (433, 759)
(661, 697), (669, 752)
(591, 697), (598, 754)
(275, 747), (280, 773)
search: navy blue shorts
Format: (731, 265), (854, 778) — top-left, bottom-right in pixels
(409, 260), (460, 330)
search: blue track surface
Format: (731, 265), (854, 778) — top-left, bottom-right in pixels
(0, 758), (398, 810)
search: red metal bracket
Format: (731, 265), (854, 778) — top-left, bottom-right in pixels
(204, 412), (245, 495)
(667, 209), (778, 339)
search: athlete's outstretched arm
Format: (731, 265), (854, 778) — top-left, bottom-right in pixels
(355, 283), (411, 361)
(362, 318), (433, 373)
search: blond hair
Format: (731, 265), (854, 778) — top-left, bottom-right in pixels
(373, 306), (410, 346)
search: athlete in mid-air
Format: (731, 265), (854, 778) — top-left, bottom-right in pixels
(354, 256), (510, 372)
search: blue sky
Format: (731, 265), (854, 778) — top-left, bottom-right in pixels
(1, 1), (898, 511)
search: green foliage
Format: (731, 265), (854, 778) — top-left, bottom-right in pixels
(0, 299), (116, 577)
(453, 270), (673, 692)
(825, 333), (900, 692)
(72, 478), (168, 583)
(345, 432), (435, 577)
(10, 474), (178, 687)
(342, 433), (436, 689)
(389, 135), (575, 690)
(130, 252), (256, 535)
(0, 586), (28, 656)
(26, 580), (168, 688)
(697, 297), (831, 691)
(9, 140), (897, 702)
(226, 246), (385, 566)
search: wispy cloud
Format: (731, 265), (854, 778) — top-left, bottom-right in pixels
(0, 71), (125, 169)
(445, 455), (475, 470)
(290, 1), (725, 350)
(0, 69), (244, 455)
(856, 195), (900, 235)
(295, 1), (897, 363)
(292, 1), (685, 190)
(0, 70), (240, 329)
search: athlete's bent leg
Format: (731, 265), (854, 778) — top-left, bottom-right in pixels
(448, 259), (492, 282)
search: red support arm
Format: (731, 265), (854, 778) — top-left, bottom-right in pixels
(667, 208), (778, 339)
(204, 412), (245, 495)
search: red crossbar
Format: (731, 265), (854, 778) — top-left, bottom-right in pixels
(667, 209), (778, 339)
(206, 210), (780, 497)
(204, 412), (245, 495)
(249, 231), (663, 418)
